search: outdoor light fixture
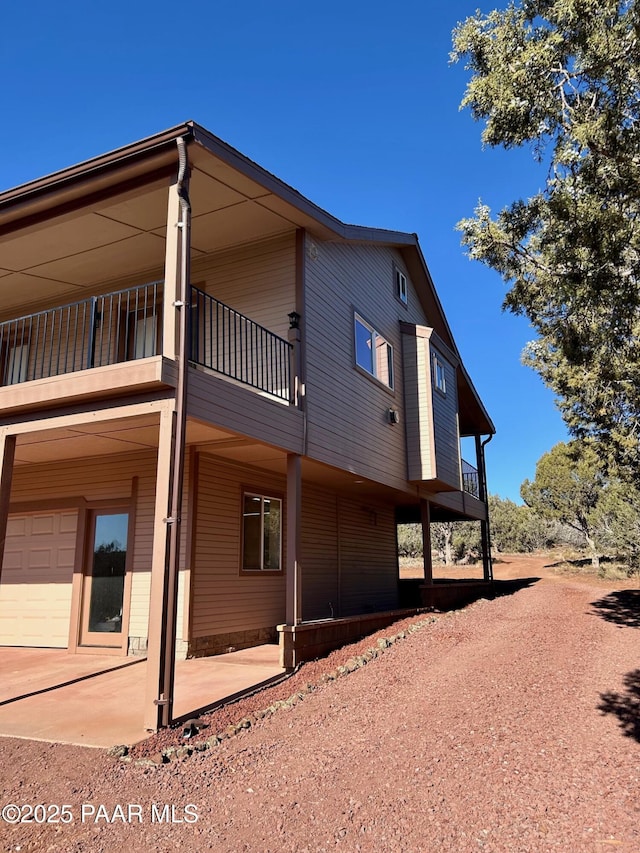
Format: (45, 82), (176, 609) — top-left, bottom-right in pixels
(288, 311), (301, 329)
(388, 408), (400, 425)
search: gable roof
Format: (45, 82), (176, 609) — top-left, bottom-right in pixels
(0, 120), (494, 434)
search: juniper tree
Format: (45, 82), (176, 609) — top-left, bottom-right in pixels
(452, 0), (640, 479)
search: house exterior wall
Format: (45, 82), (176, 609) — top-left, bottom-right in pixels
(300, 484), (339, 621)
(401, 329), (434, 482)
(401, 323), (463, 489)
(335, 496), (398, 616)
(188, 454), (400, 650)
(191, 233), (296, 340)
(3, 448), (190, 652)
(189, 454), (287, 655)
(430, 343), (461, 490)
(303, 238), (432, 491)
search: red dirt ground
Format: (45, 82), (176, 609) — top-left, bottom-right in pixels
(1, 554), (638, 852)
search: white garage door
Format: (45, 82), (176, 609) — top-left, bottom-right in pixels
(0, 510), (78, 647)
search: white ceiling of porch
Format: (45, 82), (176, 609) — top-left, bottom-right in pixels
(0, 144), (319, 319)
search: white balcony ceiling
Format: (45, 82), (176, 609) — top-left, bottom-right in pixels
(0, 143), (322, 318)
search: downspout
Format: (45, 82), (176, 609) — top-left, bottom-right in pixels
(161, 136), (191, 727)
(480, 433), (494, 583)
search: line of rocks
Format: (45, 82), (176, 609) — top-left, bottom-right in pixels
(116, 614), (442, 768)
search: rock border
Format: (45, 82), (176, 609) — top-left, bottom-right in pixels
(120, 614), (442, 767)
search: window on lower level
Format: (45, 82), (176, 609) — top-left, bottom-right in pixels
(242, 492), (282, 572)
(354, 313), (394, 389)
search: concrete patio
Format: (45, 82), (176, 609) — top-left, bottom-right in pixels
(0, 645), (284, 748)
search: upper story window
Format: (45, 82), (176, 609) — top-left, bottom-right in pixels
(434, 353), (447, 394)
(395, 268), (408, 306)
(354, 312), (394, 389)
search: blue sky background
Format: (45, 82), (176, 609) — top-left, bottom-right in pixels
(0, 0), (568, 501)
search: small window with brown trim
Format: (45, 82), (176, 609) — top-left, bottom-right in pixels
(395, 268), (408, 306)
(354, 312), (394, 389)
(434, 354), (447, 394)
(241, 492), (282, 572)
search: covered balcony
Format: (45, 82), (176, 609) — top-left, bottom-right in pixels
(0, 281), (293, 406)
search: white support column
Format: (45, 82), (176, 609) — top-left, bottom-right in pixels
(163, 180), (181, 362)
(286, 453), (302, 625)
(143, 404), (176, 731)
(0, 431), (16, 585)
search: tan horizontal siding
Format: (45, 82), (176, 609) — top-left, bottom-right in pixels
(431, 346), (461, 489)
(402, 331), (434, 481)
(338, 497), (398, 617)
(190, 454), (286, 638)
(186, 369), (304, 452)
(191, 233), (296, 340)
(300, 484), (339, 621)
(304, 239), (428, 491)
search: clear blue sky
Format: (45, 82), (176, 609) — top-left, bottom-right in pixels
(0, 0), (567, 501)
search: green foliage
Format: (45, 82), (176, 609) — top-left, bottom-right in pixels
(489, 494), (556, 551)
(593, 480), (640, 570)
(521, 440), (605, 565)
(397, 523), (423, 559)
(452, 1), (640, 477)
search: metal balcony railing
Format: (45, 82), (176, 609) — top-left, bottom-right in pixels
(189, 286), (292, 402)
(0, 281), (292, 403)
(0, 282), (161, 385)
(462, 459), (480, 498)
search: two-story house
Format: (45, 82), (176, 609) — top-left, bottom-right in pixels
(0, 122), (494, 730)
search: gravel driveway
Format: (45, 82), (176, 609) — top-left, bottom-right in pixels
(1, 555), (638, 852)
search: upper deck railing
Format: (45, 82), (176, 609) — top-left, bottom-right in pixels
(190, 286), (291, 402)
(0, 282), (292, 402)
(461, 458), (480, 498)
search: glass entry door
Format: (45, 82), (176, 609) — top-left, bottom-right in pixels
(80, 511), (129, 648)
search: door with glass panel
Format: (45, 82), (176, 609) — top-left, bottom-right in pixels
(80, 511), (129, 648)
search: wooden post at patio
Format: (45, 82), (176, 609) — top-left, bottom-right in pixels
(0, 431), (16, 586)
(420, 498), (433, 585)
(143, 403), (176, 731)
(286, 453), (302, 625)
(162, 179), (181, 362)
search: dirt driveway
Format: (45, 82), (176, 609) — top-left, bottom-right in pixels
(1, 555), (638, 852)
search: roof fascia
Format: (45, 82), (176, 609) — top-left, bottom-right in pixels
(458, 362), (496, 435)
(0, 123), (191, 207)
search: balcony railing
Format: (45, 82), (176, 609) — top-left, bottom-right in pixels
(462, 459), (480, 498)
(0, 282), (292, 403)
(0, 282), (161, 385)
(189, 286), (291, 402)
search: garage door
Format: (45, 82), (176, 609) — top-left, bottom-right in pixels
(0, 510), (78, 647)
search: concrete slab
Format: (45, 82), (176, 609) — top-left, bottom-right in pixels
(0, 645), (284, 748)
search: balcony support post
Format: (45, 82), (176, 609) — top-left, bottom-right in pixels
(0, 431), (16, 588)
(162, 179), (181, 361)
(143, 403), (176, 731)
(286, 453), (302, 625)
